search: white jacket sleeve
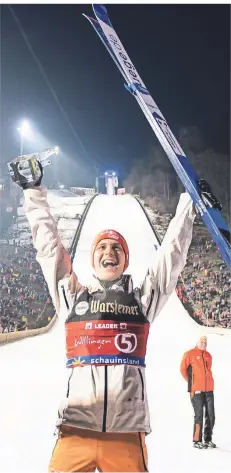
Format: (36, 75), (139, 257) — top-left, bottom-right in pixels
(140, 193), (196, 323)
(24, 186), (79, 314)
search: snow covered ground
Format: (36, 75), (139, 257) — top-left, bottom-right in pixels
(0, 193), (230, 473)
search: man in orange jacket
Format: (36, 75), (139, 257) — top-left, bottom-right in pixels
(180, 336), (216, 449)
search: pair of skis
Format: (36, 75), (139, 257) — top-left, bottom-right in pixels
(83, 5), (230, 268)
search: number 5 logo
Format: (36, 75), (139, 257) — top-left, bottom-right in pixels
(114, 333), (137, 353)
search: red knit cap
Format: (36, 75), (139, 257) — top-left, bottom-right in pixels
(91, 229), (129, 271)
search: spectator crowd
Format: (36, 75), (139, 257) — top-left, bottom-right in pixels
(176, 237), (231, 328)
(146, 202), (230, 329)
(0, 239), (54, 333)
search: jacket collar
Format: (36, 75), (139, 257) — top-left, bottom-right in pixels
(87, 274), (133, 294)
(195, 346), (206, 354)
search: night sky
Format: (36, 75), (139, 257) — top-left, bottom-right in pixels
(0, 4), (230, 186)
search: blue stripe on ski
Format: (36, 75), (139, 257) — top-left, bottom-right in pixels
(126, 82), (152, 96)
(86, 4), (230, 267)
(93, 4), (112, 27)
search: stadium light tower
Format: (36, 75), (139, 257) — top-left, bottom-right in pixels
(17, 120), (31, 155)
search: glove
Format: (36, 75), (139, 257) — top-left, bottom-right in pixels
(198, 179), (222, 212)
(8, 157), (43, 190)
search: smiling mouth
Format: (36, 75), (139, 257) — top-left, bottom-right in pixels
(101, 259), (118, 268)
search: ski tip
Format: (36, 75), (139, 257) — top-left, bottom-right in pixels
(83, 13), (96, 23)
(92, 4), (112, 27)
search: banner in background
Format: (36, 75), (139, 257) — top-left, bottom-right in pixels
(70, 187), (95, 196)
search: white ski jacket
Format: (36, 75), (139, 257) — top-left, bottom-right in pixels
(24, 187), (195, 433)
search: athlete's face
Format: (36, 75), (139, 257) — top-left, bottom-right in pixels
(93, 238), (126, 281)
(197, 337), (207, 350)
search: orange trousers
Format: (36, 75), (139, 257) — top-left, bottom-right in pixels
(48, 426), (148, 472)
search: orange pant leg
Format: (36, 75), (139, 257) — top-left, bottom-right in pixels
(48, 428), (97, 473)
(97, 432), (148, 472)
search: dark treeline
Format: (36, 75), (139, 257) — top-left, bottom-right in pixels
(124, 126), (230, 221)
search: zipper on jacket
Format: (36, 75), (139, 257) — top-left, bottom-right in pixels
(202, 352), (207, 391)
(102, 366), (108, 432)
(138, 368), (144, 401)
(66, 370), (74, 398)
(146, 289), (154, 317)
(61, 285), (69, 310)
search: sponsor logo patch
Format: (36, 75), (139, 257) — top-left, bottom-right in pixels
(75, 301), (89, 316)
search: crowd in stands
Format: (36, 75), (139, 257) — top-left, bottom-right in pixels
(0, 237), (54, 333)
(176, 237), (231, 328)
(146, 203), (230, 329)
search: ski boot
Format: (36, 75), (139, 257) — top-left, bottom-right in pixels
(193, 441), (207, 449)
(204, 441), (216, 448)
(198, 179), (222, 211)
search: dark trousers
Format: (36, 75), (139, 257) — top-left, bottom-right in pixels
(190, 391), (215, 442)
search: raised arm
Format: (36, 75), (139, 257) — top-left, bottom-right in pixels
(24, 186), (79, 314)
(141, 192), (196, 322)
